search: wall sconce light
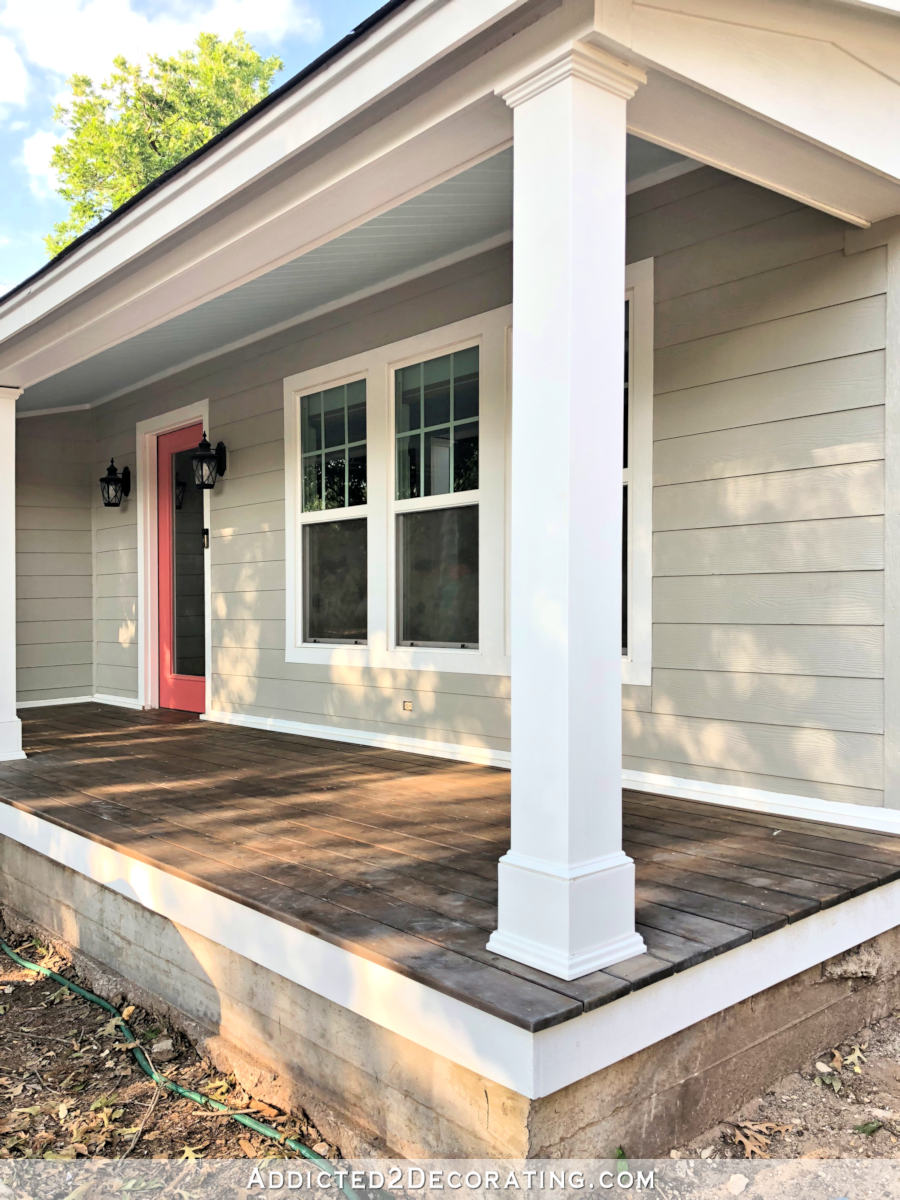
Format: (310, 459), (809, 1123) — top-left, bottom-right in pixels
(192, 431), (227, 490)
(99, 459), (131, 508)
(174, 476), (186, 510)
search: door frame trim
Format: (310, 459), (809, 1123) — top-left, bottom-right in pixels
(136, 400), (211, 711)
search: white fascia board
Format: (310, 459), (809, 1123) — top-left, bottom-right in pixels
(0, 4), (594, 393)
(0, 0), (530, 343)
(603, 0), (900, 182)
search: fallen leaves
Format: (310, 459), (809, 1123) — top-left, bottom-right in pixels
(727, 1121), (791, 1159)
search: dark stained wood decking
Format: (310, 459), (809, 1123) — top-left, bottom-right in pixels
(2, 703), (900, 1032)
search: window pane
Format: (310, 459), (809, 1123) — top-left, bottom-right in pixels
(398, 506), (478, 647)
(424, 427), (452, 497)
(347, 379), (366, 443)
(322, 386), (346, 449)
(348, 443), (367, 506)
(453, 347), (479, 420)
(324, 451), (345, 509)
(172, 448), (205, 677)
(395, 346), (479, 499)
(453, 420), (478, 492)
(304, 519), (367, 643)
(396, 364), (421, 433)
(397, 433), (420, 500)
(301, 392), (323, 452)
(423, 355), (451, 427)
(301, 381), (366, 512)
(302, 454), (322, 511)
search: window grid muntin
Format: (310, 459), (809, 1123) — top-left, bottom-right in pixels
(301, 379), (367, 512)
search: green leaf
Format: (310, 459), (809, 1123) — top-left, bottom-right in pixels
(44, 34), (282, 257)
(854, 1121), (883, 1136)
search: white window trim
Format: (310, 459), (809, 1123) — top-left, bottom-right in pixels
(284, 306), (511, 675)
(623, 257), (654, 687)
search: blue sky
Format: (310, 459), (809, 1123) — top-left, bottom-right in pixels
(0, 0), (378, 292)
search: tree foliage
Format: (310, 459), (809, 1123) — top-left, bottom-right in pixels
(46, 32), (282, 256)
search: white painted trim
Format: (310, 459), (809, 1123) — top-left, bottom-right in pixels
(136, 401), (211, 713)
(883, 225), (900, 811)
(284, 307), (511, 677)
(622, 257), (653, 687)
(2, 798), (897, 1100)
(623, 769), (900, 836)
(16, 403), (92, 420)
(535, 875), (900, 1094)
(201, 708), (511, 769)
(93, 693), (143, 711)
(17, 696), (95, 709)
(0, 800), (532, 1095)
(625, 158), (700, 196)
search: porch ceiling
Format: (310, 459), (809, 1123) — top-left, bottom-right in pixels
(16, 137), (688, 415)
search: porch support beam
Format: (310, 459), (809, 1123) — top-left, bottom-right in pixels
(0, 386), (24, 761)
(487, 43), (646, 981)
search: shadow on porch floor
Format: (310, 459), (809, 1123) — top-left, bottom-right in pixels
(2, 703), (899, 1033)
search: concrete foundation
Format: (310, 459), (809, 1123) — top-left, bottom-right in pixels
(3, 836), (900, 1158)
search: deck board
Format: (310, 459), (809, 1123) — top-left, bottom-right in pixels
(3, 703), (900, 1033)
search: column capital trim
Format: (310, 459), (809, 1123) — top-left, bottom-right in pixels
(0, 387), (21, 403)
(497, 42), (646, 108)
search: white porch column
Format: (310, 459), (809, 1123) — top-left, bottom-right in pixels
(0, 387), (23, 761)
(487, 44), (646, 980)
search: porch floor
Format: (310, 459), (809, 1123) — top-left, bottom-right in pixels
(2, 703), (900, 1033)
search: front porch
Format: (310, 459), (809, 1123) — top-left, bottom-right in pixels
(3, 703), (898, 1033)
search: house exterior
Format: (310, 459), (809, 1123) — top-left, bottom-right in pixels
(2, 0), (900, 1160)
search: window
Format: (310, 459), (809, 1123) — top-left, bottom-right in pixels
(297, 380), (368, 644)
(394, 348), (480, 648)
(284, 308), (509, 674)
(622, 258), (654, 686)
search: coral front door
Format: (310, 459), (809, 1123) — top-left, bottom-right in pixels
(158, 424), (206, 712)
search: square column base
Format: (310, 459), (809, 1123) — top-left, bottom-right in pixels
(487, 851), (645, 980)
(0, 717), (24, 761)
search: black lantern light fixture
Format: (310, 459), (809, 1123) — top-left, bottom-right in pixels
(191, 431), (227, 490)
(174, 475), (186, 510)
(99, 459), (131, 508)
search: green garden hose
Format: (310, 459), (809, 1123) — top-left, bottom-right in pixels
(0, 937), (362, 1198)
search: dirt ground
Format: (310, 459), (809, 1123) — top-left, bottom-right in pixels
(670, 1009), (900, 1162)
(4, 918), (900, 1171)
(0, 922), (338, 1163)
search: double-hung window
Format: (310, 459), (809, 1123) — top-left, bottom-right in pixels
(284, 308), (509, 675)
(393, 347), (480, 648)
(297, 378), (368, 644)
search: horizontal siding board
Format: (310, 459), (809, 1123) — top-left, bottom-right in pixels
(18, 598), (93, 621)
(212, 529), (284, 566)
(16, 505), (92, 531)
(94, 663), (138, 691)
(210, 645), (510, 698)
(655, 248), (886, 349)
(212, 696), (511, 753)
(623, 710), (882, 790)
(655, 295), (885, 394)
(654, 572), (883, 625)
(17, 576), (92, 600)
(210, 667), (510, 738)
(651, 207), (847, 303)
(653, 516), (883, 576)
(653, 462), (883, 531)
(15, 553), (92, 577)
(652, 624), (883, 678)
(650, 668), (883, 735)
(212, 561), (284, 593)
(623, 756), (883, 810)
(17, 664), (93, 690)
(213, 470), (284, 511)
(96, 548), (138, 576)
(17, 620), (94, 646)
(17, 643), (92, 669)
(627, 178), (799, 262)
(653, 406), (883, 485)
(653, 351), (884, 441)
(16, 530), (92, 554)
